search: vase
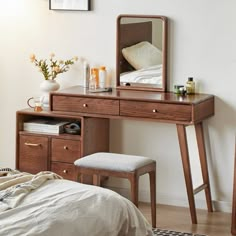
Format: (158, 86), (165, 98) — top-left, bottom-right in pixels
(40, 80), (60, 108)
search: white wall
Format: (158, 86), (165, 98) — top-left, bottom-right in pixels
(0, 0), (235, 212)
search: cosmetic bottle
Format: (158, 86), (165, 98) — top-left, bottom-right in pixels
(83, 61), (90, 87)
(91, 68), (99, 88)
(99, 66), (107, 89)
(174, 85), (185, 94)
(186, 77), (195, 94)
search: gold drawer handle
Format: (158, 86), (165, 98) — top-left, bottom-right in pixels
(24, 142), (41, 147)
(63, 170), (68, 174)
(64, 146), (69, 150)
(83, 104), (88, 107)
(152, 109), (158, 113)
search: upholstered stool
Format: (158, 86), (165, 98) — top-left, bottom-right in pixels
(74, 152), (156, 227)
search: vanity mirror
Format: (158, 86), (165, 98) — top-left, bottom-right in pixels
(116, 14), (168, 92)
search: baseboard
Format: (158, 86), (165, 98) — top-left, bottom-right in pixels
(106, 186), (232, 213)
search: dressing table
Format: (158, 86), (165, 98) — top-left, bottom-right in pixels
(15, 14), (215, 225)
(49, 86), (214, 224)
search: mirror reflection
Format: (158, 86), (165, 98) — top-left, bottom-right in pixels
(116, 15), (168, 92)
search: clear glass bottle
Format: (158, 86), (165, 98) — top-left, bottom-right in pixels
(186, 77), (195, 94)
(89, 73), (97, 91)
(83, 61), (90, 88)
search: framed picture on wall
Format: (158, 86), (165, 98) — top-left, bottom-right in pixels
(49, 0), (91, 11)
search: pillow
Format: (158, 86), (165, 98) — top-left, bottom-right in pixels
(122, 41), (162, 70)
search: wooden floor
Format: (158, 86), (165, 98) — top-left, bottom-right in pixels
(139, 202), (233, 236)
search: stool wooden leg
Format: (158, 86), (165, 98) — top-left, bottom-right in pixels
(80, 174), (85, 183)
(130, 174), (139, 207)
(93, 175), (101, 186)
(149, 170), (156, 228)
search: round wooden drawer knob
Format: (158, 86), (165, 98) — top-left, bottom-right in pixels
(152, 109), (158, 113)
(64, 146), (68, 150)
(83, 104), (88, 107)
(63, 170), (68, 174)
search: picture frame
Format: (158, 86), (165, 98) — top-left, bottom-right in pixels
(49, 0), (90, 11)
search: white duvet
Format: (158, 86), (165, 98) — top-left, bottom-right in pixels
(0, 179), (153, 236)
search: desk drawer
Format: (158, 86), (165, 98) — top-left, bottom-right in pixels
(51, 138), (81, 163)
(120, 100), (192, 122)
(51, 162), (77, 181)
(52, 96), (119, 116)
(19, 134), (48, 174)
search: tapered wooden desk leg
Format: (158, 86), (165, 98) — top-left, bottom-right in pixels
(177, 124), (197, 224)
(195, 122), (213, 212)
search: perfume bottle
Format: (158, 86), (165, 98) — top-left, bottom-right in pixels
(90, 68), (99, 88)
(186, 77), (195, 94)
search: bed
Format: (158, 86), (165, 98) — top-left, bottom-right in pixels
(0, 169), (153, 236)
(119, 21), (163, 87)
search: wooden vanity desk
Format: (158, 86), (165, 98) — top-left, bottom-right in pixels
(49, 85), (214, 224)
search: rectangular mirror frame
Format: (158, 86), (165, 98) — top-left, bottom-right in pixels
(116, 14), (168, 92)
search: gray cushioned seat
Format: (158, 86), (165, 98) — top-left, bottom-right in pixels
(74, 152), (157, 228)
(74, 152), (154, 172)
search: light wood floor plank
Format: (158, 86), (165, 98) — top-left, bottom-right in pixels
(139, 203), (232, 236)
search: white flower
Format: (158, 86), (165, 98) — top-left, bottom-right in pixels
(30, 54), (36, 62)
(53, 66), (61, 73)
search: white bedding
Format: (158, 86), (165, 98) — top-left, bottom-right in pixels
(0, 178), (153, 236)
(120, 64), (162, 85)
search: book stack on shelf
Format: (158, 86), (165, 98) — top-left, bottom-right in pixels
(23, 119), (69, 134)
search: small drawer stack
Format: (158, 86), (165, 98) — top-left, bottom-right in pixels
(19, 133), (81, 181)
(51, 138), (81, 181)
